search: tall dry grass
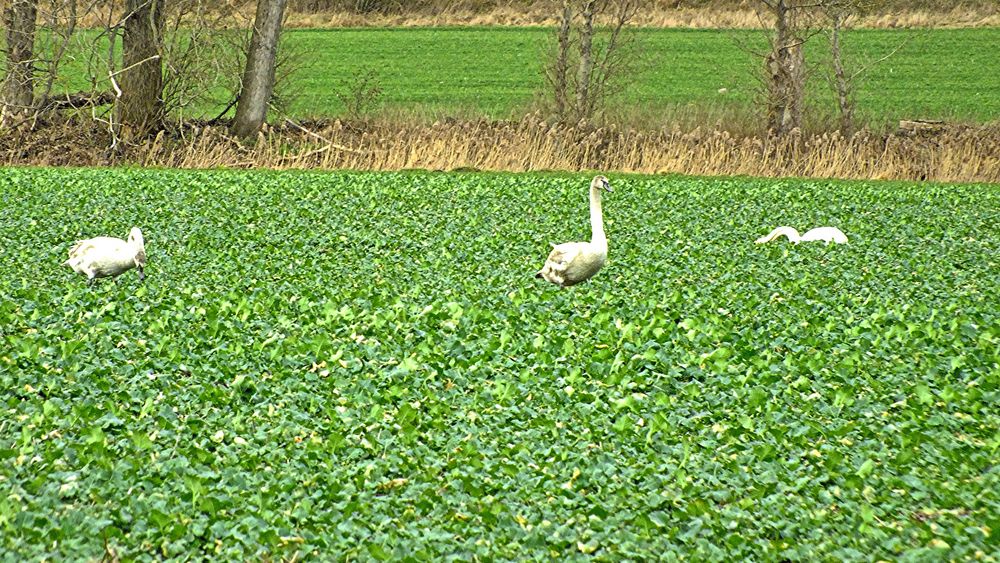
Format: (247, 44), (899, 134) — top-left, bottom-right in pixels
(54, 0), (1000, 28)
(281, 3), (1000, 29)
(3, 116), (997, 183)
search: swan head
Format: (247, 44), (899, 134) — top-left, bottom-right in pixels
(591, 175), (612, 193)
(128, 227), (147, 281)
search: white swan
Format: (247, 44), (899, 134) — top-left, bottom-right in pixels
(536, 175), (612, 287)
(755, 226), (848, 245)
(64, 227), (147, 285)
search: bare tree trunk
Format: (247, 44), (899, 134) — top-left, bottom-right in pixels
(765, 0), (805, 135)
(785, 42), (805, 132)
(830, 11), (854, 136)
(232, 0), (288, 139)
(1, 0), (38, 126)
(118, 0), (166, 140)
(552, 0), (573, 118)
(575, 0), (596, 120)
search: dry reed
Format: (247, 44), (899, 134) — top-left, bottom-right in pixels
(3, 115), (998, 184)
(282, 8), (1000, 29)
(61, 2), (1000, 29)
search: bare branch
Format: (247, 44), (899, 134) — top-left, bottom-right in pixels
(282, 117), (368, 155)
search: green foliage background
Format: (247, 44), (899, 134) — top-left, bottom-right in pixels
(1, 168), (998, 559)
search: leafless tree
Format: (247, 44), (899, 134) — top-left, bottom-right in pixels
(576, 0), (596, 117)
(552, 0), (573, 117)
(232, 0), (288, 139)
(753, 0), (822, 135)
(544, 0), (641, 123)
(161, 1), (232, 118)
(1, 0), (39, 126)
(822, 0), (901, 136)
(35, 0), (84, 111)
(116, 0), (166, 139)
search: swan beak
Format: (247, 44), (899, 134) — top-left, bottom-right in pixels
(602, 180), (613, 193)
(138, 267), (146, 282)
(535, 271), (543, 279)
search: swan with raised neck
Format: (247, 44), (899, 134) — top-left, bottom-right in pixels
(536, 176), (613, 287)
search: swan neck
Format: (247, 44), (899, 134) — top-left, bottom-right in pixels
(590, 185), (606, 246)
(130, 231), (145, 250)
(765, 226), (799, 243)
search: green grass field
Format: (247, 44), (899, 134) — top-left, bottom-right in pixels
(2, 168), (998, 559)
(287, 27), (1000, 125)
(36, 27), (1000, 126)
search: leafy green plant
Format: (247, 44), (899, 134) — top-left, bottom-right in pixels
(1, 168), (998, 559)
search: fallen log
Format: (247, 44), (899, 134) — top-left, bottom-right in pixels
(39, 91), (115, 111)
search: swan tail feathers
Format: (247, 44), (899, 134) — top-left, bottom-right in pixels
(67, 239), (97, 258)
(67, 240), (84, 257)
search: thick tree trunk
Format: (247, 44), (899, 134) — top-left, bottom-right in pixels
(118, 0), (165, 140)
(1, 0), (38, 126)
(766, 0), (805, 135)
(552, 0), (573, 118)
(575, 0), (596, 120)
(232, 0), (288, 139)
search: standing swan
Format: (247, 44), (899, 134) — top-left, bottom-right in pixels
(65, 227), (147, 285)
(536, 175), (612, 287)
(755, 226), (848, 245)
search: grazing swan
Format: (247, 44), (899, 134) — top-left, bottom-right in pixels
(755, 226), (848, 245)
(536, 175), (613, 287)
(65, 227), (147, 285)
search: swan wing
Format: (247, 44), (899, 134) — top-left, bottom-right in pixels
(536, 242), (585, 286)
(66, 238), (102, 270)
(546, 242), (583, 270)
(801, 227), (848, 244)
(69, 237), (129, 259)
(65, 237), (133, 276)
(67, 238), (97, 260)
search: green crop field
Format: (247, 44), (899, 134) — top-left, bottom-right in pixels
(287, 27), (1000, 124)
(35, 27), (1000, 125)
(1, 168), (999, 559)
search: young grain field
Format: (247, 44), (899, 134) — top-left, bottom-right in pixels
(41, 27), (1000, 126)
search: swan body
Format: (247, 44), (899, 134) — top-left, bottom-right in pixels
(536, 176), (612, 287)
(65, 227), (147, 284)
(755, 226), (848, 245)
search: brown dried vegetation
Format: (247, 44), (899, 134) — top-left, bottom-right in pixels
(50, 0), (1000, 28)
(4, 115), (997, 183)
(280, 0), (1000, 28)
(281, 8), (1000, 29)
